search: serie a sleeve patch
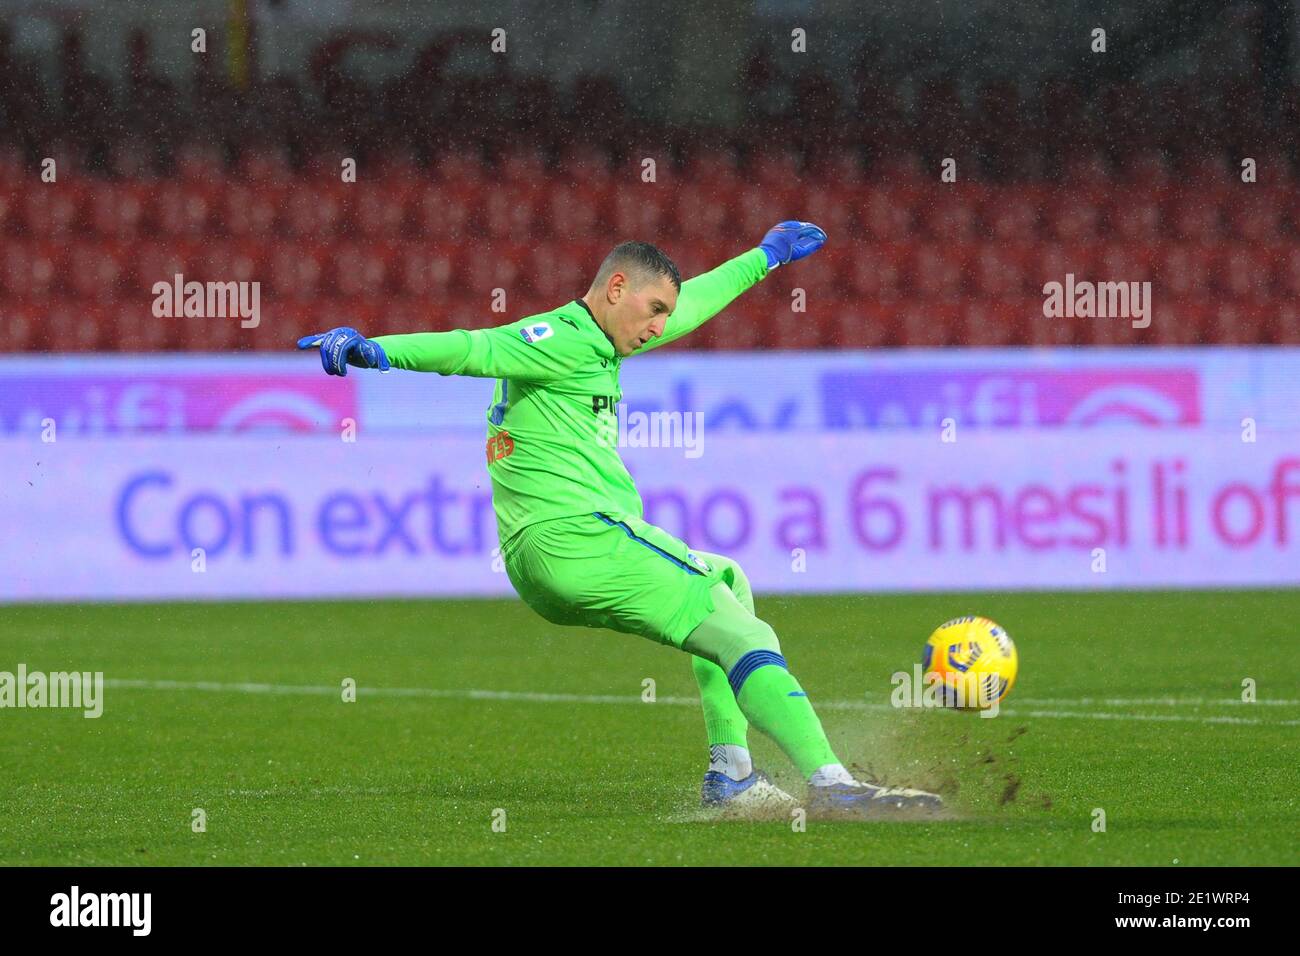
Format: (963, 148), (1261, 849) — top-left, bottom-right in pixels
(519, 322), (555, 344)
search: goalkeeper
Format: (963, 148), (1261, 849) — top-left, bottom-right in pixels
(298, 222), (940, 817)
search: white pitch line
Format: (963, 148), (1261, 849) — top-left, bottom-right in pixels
(996, 696), (1299, 708)
(100, 678), (1300, 727)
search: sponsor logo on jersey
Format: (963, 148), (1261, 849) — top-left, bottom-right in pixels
(485, 430), (515, 464)
(519, 323), (554, 344)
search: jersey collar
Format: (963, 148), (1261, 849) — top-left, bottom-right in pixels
(569, 298), (617, 356)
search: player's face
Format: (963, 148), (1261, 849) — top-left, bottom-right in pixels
(610, 274), (678, 356)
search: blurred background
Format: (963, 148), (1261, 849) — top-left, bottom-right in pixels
(3, 0), (1300, 602)
(3, 0), (1300, 350)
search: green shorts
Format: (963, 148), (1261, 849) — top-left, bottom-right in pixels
(500, 511), (733, 647)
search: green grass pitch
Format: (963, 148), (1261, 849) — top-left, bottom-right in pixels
(1, 590), (1296, 866)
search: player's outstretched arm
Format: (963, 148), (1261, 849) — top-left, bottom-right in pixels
(639, 220), (827, 353)
(296, 321), (583, 382)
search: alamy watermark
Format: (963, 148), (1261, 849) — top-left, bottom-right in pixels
(890, 663), (1001, 718)
(0, 664), (104, 718)
(151, 273), (261, 328)
(1042, 273), (1151, 328)
(593, 400), (704, 458)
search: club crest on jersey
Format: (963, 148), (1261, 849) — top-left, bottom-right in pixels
(687, 551), (712, 573)
(519, 323), (554, 344)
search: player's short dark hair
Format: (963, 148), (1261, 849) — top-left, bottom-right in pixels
(593, 241), (681, 292)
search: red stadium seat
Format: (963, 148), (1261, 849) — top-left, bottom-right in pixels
(411, 183), (480, 240)
(483, 186), (541, 240)
(670, 239), (716, 286)
(674, 181), (735, 240)
(381, 298), (444, 335)
(982, 189), (1042, 241)
(1, 299), (42, 351)
(238, 147), (295, 184)
(190, 240), (263, 287)
(808, 148), (866, 187)
(737, 183), (802, 237)
(1224, 190), (1285, 241)
(175, 143), (225, 183)
(557, 145), (615, 190)
(128, 240), (196, 297)
(912, 242), (969, 298)
(114, 304), (178, 353)
(248, 299), (316, 352)
(971, 243), (1031, 297)
(268, 242), (329, 298)
(499, 148), (550, 186)
(1275, 302), (1300, 344)
(1214, 244), (1275, 300)
(1158, 244), (1214, 297)
(353, 182), (411, 239)
(1042, 190), (1103, 241)
(963, 298), (1025, 347)
(19, 181), (84, 236)
(175, 305), (245, 352)
(1148, 300), (1209, 345)
(749, 149), (803, 189)
(333, 240), (397, 298)
(221, 182), (282, 237)
(86, 182), (148, 238)
(531, 241), (592, 301)
(711, 303), (766, 349)
(1097, 242), (1155, 284)
(281, 183), (344, 237)
(1, 239), (63, 298)
(802, 184), (860, 244)
(1025, 306), (1079, 347)
(66, 241), (126, 299)
(1117, 150), (1172, 189)
(899, 300), (959, 348)
(1086, 314), (1141, 347)
(676, 149), (739, 188)
(43, 300), (106, 352)
(1037, 241), (1098, 290)
(860, 186), (917, 241)
(768, 308), (824, 350)
(780, 246), (839, 301)
(399, 243), (461, 299)
(822, 299), (897, 349)
(1061, 153), (1114, 188)
(1106, 193), (1163, 241)
(151, 181), (217, 237)
(1166, 193), (1223, 241)
(1275, 245), (1300, 297)
(546, 184), (605, 241)
(1212, 302), (1269, 345)
(844, 242), (907, 297)
(460, 243), (530, 300)
(611, 186), (672, 237)
(917, 186), (983, 242)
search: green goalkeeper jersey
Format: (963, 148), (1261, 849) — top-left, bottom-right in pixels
(372, 247), (768, 544)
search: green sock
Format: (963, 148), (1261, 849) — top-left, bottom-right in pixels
(683, 583), (840, 780)
(734, 663), (839, 779)
(691, 653), (748, 747)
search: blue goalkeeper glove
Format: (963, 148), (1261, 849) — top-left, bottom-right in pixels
(758, 220), (828, 269)
(296, 327), (390, 376)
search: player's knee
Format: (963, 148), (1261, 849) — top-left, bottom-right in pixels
(746, 617), (781, 655)
(682, 588), (780, 671)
